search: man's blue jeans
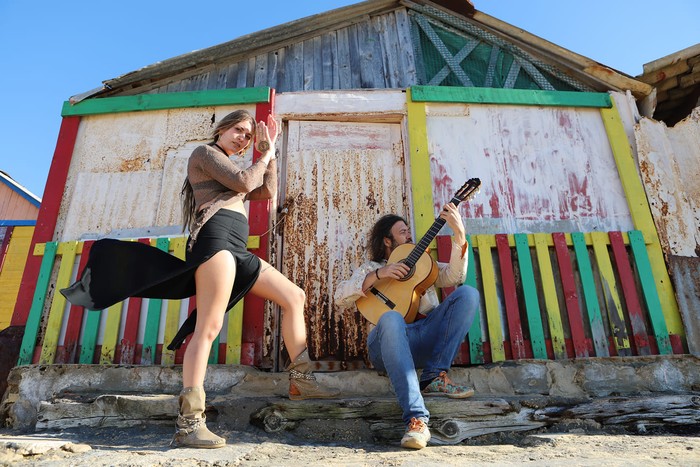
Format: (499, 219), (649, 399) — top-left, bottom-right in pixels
(366, 285), (480, 424)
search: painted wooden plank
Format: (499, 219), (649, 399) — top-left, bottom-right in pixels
(74, 241), (100, 364)
(600, 102), (682, 336)
(552, 233), (589, 358)
(161, 237), (187, 365)
(12, 117), (80, 328)
(59, 241), (90, 364)
(0, 226), (33, 331)
(514, 234), (547, 359)
(571, 233), (609, 357)
(209, 336), (220, 365)
(609, 231), (652, 355)
(99, 301), (123, 364)
(533, 234), (567, 359)
(475, 235), (505, 362)
(17, 242), (57, 365)
(410, 86), (612, 108)
(39, 241), (78, 364)
(495, 234), (527, 359)
(119, 238), (150, 364)
(628, 230), (673, 355)
(61, 88), (271, 117)
(225, 301), (245, 365)
(141, 237), (170, 365)
(464, 235), (483, 364)
(436, 236), (457, 297)
(590, 231), (631, 356)
(406, 89), (435, 244)
(240, 99), (275, 368)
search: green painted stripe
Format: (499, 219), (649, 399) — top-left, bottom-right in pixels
(465, 235), (483, 364)
(209, 336), (220, 364)
(514, 234), (547, 359)
(628, 230), (672, 354)
(533, 233), (567, 359)
(17, 242), (58, 365)
(61, 87), (271, 116)
(141, 237), (170, 364)
(410, 86), (612, 108)
(79, 310), (102, 364)
(571, 232), (609, 357)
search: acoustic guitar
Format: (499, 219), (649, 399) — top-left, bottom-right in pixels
(356, 178), (481, 325)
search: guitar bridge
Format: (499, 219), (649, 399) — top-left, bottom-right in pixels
(369, 287), (396, 309)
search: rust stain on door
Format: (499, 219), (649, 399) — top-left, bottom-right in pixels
(282, 120), (408, 362)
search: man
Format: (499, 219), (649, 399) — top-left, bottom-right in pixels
(334, 204), (480, 449)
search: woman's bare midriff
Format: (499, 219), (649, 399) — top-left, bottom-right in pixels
(220, 199), (248, 218)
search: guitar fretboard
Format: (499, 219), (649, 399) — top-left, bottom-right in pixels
(404, 196), (460, 268)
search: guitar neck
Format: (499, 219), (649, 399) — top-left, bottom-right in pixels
(404, 197), (460, 268)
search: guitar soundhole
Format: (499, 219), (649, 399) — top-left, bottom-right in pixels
(398, 260), (415, 281)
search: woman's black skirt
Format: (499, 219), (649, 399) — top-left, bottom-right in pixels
(60, 209), (261, 350)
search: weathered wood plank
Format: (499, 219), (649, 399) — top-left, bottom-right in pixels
(552, 233), (589, 358)
(608, 231), (651, 355)
(475, 235), (505, 362)
(571, 232), (609, 357)
(533, 233), (566, 359)
(17, 241), (58, 365)
(495, 234), (526, 360)
(514, 234), (547, 359)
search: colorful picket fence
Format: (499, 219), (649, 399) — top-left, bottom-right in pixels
(436, 230), (683, 365)
(16, 235), (260, 367)
(18, 229), (684, 368)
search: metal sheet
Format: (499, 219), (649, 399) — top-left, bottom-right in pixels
(635, 108), (700, 257)
(425, 103), (634, 235)
(56, 106), (257, 241)
(282, 120), (408, 361)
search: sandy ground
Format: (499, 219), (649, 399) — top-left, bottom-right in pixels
(1, 424), (699, 466)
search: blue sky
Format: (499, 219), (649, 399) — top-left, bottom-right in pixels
(1, 1), (697, 198)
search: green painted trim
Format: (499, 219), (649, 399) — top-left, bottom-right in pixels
(465, 235), (483, 364)
(628, 230), (672, 354)
(17, 242), (57, 365)
(141, 237), (170, 364)
(514, 234), (547, 359)
(571, 232), (609, 357)
(61, 87), (271, 116)
(410, 86), (612, 108)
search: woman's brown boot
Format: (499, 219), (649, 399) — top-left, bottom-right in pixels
(287, 348), (340, 400)
(171, 387), (225, 449)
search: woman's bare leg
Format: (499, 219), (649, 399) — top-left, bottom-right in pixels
(182, 250), (236, 387)
(249, 259), (306, 361)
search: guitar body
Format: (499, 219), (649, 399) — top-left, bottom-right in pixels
(356, 243), (439, 325)
(353, 177), (481, 326)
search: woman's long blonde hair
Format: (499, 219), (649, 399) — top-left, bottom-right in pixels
(181, 110), (256, 232)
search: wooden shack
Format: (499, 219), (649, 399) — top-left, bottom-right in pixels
(8, 0), (696, 373)
(0, 171), (40, 331)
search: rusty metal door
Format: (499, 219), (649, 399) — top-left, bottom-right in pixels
(280, 120), (408, 364)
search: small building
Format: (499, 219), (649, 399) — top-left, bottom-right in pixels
(0, 171), (40, 331)
(7, 0), (699, 376)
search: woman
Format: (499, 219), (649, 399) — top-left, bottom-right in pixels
(61, 110), (338, 449)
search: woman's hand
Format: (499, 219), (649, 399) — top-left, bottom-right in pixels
(255, 114), (279, 154)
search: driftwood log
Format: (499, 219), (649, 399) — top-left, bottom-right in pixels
(33, 393), (700, 444)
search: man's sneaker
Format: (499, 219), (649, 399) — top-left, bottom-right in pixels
(421, 371), (475, 399)
(400, 417), (430, 449)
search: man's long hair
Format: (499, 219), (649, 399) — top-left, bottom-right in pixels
(368, 214), (407, 262)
